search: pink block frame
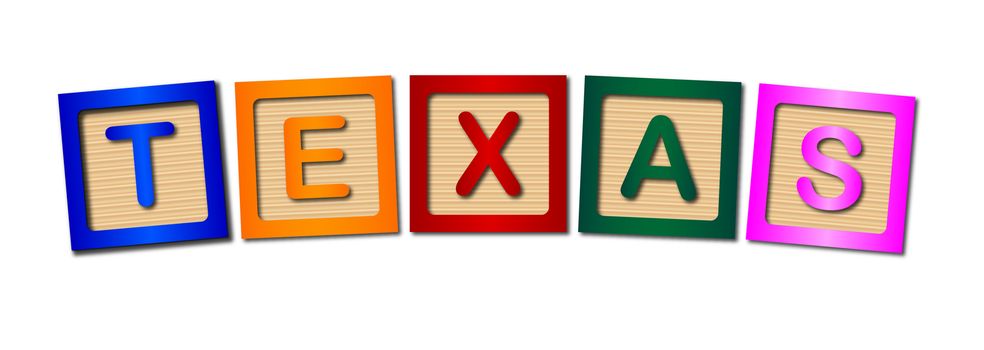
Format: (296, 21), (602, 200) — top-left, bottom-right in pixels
(746, 84), (915, 253)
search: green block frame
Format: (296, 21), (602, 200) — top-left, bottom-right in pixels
(578, 76), (742, 238)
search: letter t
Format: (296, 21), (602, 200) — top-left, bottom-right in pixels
(105, 121), (176, 208)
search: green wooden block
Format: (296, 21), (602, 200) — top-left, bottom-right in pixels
(579, 76), (742, 238)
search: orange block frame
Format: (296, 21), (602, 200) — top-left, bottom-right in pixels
(236, 76), (398, 238)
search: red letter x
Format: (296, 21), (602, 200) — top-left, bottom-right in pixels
(456, 111), (521, 196)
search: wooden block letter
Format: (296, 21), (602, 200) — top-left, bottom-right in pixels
(579, 76), (741, 238)
(236, 76), (398, 238)
(410, 76), (567, 232)
(58, 81), (229, 250)
(746, 84), (915, 253)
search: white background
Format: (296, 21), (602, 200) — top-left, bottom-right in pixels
(1, 1), (981, 348)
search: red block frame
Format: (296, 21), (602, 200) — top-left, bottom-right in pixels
(410, 75), (567, 232)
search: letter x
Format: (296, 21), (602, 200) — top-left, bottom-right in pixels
(456, 111), (521, 196)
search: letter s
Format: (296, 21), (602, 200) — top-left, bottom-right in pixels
(796, 126), (863, 211)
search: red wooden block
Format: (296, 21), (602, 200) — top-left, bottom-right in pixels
(410, 76), (567, 232)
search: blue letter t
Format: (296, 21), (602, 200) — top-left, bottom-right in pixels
(105, 122), (176, 208)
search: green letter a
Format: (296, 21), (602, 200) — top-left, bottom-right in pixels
(620, 115), (697, 201)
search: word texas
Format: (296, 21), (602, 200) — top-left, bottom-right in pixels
(58, 76), (915, 253)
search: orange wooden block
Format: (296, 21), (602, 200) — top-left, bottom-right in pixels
(236, 76), (398, 238)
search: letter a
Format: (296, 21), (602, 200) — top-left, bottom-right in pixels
(620, 115), (696, 201)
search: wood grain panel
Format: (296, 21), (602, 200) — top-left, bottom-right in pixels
(766, 104), (895, 233)
(254, 95), (379, 220)
(80, 102), (208, 230)
(428, 94), (550, 214)
(598, 96), (722, 220)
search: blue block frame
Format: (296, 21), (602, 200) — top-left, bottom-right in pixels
(58, 81), (229, 250)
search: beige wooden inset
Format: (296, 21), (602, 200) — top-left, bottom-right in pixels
(80, 102), (208, 230)
(428, 94), (550, 215)
(766, 104), (895, 233)
(599, 96), (723, 220)
(254, 95), (380, 220)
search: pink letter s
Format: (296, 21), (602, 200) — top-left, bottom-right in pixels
(797, 126), (863, 211)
